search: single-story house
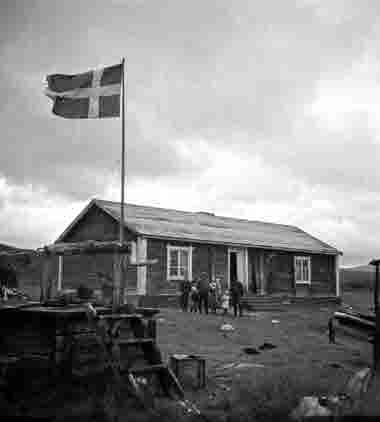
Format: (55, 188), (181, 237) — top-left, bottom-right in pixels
(54, 199), (342, 303)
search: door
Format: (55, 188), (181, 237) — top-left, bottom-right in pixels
(230, 252), (237, 283)
(228, 248), (248, 289)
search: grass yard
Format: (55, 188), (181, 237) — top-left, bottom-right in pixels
(4, 292), (377, 421)
(152, 303), (372, 421)
(342, 288), (375, 312)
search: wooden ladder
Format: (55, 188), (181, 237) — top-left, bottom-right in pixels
(84, 304), (184, 408)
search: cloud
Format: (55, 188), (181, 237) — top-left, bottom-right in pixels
(0, 177), (85, 248)
(1, 0), (380, 265)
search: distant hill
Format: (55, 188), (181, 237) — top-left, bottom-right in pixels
(0, 243), (33, 253)
(341, 265), (375, 290)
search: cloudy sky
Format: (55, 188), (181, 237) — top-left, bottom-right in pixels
(1, 0), (380, 266)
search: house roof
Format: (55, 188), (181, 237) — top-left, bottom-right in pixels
(57, 199), (341, 255)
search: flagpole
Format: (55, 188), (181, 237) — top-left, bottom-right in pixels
(120, 57), (126, 244)
(115, 57), (126, 308)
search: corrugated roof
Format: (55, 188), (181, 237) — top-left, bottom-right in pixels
(94, 199), (341, 255)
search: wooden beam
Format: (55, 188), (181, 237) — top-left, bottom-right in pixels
(129, 259), (158, 267)
(38, 240), (131, 256)
(0, 241), (132, 258)
(0, 250), (37, 258)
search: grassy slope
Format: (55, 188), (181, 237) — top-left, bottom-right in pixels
(341, 265), (375, 290)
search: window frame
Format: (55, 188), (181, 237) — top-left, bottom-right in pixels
(167, 245), (192, 281)
(294, 256), (311, 285)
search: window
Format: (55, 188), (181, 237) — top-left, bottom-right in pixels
(167, 245), (192, 280)
(294, 256), (311, 284)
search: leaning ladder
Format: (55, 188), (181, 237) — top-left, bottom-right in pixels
(84, 304), (184, 407)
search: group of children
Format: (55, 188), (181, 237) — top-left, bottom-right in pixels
(180, 273), (244, 317)
(188, 280), (230, 315)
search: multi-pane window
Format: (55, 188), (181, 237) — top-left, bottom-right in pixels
(167, 246), (191, 280)
(294, 256), (311, 284)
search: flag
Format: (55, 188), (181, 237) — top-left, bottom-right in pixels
(45, 63), (122, 119)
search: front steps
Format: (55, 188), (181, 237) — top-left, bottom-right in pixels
(241, 295), (342, 312)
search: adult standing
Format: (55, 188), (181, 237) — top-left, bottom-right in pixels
(230, 280), (244, 317)
(197, 272), (210, 314)
(179, 277), (192, 311)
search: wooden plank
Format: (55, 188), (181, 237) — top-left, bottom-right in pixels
(128, 363), (166, 375)
(40, 240), (131, 256)
(117, 338), (154, 346)
(129, 259), (158, 267)
(99, 313), (142, 320)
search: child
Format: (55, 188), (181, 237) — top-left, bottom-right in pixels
(221, 289), (230, 316)
(190, 285), (199, 313)
(209, 280), (218, 314)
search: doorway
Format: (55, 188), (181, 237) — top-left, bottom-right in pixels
(229, 251), (237, 284)
(228, 248), (248, 288)
(249, 259), (258, 294)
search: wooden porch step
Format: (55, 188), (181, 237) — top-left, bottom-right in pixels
(118, 338), (155, 346)
(128, 363), (167, 375)
(241, 295), (341, 312)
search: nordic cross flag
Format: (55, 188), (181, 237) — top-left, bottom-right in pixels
(45, 63), (122, 119)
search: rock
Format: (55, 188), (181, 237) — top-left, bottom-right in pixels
(258, 342), (277, 350)
(290, 396), (332, 421)
(220, 323), (234, 332)
(234, 363), (265, 369)
(329, 362), (343, 369)
(136, 376), (148, 386)
(242, 346), (260, 355)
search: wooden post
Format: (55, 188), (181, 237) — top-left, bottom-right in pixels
(113, 252), (122, 310)
(374, 263), (380, 373)
(259, 251), (266, 295)
(335, 254), (340, 297)
(375, 263), (379, 315)
(244, 248), (249, 292)
(41, 255), (52, 301)
(137, 237), (147, 295)
(57, 255), (63, 292)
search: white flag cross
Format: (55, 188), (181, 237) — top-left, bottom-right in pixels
(44, 67), (120, 118)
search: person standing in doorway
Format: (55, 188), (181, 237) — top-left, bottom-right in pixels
(197, 272), (210, 314)
(230, 280), (244, 317)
